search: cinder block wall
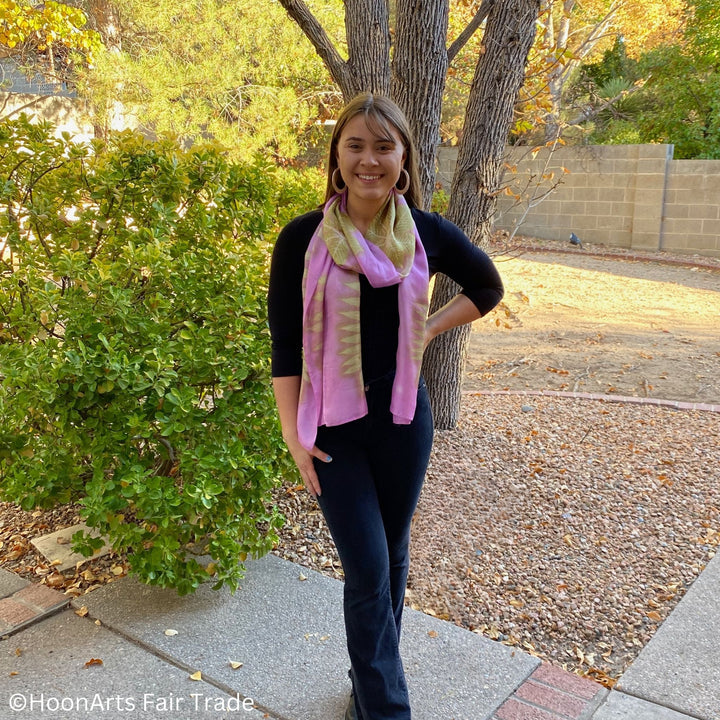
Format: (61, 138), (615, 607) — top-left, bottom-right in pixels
(436, 145), (720, 258)
(664, 160), (720, 256)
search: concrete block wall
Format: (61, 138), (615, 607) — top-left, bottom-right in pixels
(664, 160), (720, 256)
(436, 145), (720, 259)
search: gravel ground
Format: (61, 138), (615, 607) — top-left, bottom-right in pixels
(2, 240), (717, 687)
(271, 392), (720, 686)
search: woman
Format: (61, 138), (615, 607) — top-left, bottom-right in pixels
(268, 93), (503, 720)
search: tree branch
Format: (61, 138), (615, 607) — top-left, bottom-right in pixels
(447, 0), (495, 64)
(277, 0), (350, 91)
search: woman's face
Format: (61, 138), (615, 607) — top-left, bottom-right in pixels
(335, 114), (407, 212)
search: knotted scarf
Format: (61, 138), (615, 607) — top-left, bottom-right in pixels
(297, 191), (429, 451)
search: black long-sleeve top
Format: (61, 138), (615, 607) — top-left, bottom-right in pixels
(268, 207), (504, 382)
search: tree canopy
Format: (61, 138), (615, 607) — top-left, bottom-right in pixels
(80, 0), (342, 160)
(572, 0), (720, 158)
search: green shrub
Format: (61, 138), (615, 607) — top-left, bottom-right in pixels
(0, 116), (294, 594)
(271, 163), (325, 227)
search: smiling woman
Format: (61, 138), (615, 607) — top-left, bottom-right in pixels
(267, 93), (504, 720)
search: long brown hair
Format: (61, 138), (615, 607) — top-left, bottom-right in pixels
(324, 93), (422, 209)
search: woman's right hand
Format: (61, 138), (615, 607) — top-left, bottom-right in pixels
(285, 438), (332, 499)
(271, 376), (331, 499)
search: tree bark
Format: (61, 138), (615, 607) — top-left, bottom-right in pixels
(344, 0), (391, 97)
(423, 0), (541, 429)
(391, 0), (449, 209)
(279, 0), (390, 99)
(86, 0), (122, 52)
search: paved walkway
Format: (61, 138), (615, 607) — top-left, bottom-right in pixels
(1, 548), (718, 720)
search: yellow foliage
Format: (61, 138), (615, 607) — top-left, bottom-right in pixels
(0, 0), (101, 61)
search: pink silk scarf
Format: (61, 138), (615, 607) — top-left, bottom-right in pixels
(297, 191), (429, 451)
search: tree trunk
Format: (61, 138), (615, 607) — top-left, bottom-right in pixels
(544, 0), (574, 141)
(343, 0), (391, 98)
(391, 0), (449, 209)
(86, 0), (122, 52)
(423, 0), (540, 429)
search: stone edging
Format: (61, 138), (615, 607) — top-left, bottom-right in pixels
(511, 244), (720, 273)
(0, 583), (69, 637)
(471, 389), (720, 413)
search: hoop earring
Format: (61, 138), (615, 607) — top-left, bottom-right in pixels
(395, 168), (410, 195)
(331, 168), (346, 194)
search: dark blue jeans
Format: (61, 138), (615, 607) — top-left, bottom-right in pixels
(314, 374), (434, 720)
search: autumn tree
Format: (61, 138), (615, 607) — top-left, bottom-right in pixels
(519, 0), (686, 143)
(586, 0), (720, 158)
(280, 0), (540, 427)
(0, 0), (101, 88)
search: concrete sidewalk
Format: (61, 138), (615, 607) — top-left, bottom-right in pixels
(1, 551), (718, 720)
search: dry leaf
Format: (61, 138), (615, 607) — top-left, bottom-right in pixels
(45, 573), (66, 588)
(9, 671), (18, 676)
(189, 671), (202, 681)
(428, 630), (439, 638)
(84, 658), (103, 668)
(646, 611), (662, 622)
(164, 629), (179, 636)
(75, 606), (89, 617)
(229, 661), (243, 670)
(56, 536), (70, 545)
(15, 648), (21, 657)
(298, 573), (308, 581)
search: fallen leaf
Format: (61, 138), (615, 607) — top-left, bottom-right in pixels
(45, 573), (66, 588)
(84, 658), (103, 668)
(298, 573), (308, 581)
(75, 606), (89, 617)
(646, 611), (662, 622)
(56, 536), (70, 545)
(229, 661), (243, 670)
(189, 670), (202, 681)
(15, 648), (21, 657)
(428, 630), (438, 638)
(9, 671), (18, 676)
(164, 629), (179, 636)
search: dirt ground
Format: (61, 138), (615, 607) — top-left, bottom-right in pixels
(464, 249), (720, 404)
